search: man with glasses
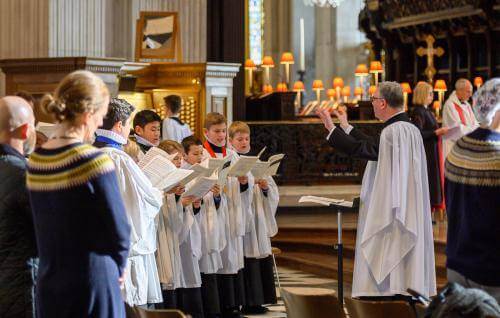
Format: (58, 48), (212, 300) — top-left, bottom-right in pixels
(317, 82), (436, 301)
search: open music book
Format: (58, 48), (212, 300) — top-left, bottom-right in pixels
(138, 147), (177, 169)
(227, 147), (267, 177)
(141, 155), (194, 192)
(35, 122), (56, 138)
(298, 195), (354, 207)
(183, 173), (218, 198)
(251, 154), (285, 179)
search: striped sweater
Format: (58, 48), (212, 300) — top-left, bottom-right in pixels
(445, 128), (500, 286)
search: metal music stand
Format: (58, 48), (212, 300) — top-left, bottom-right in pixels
(329, 197), (360, 306)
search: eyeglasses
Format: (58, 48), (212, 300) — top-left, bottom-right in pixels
(370, 96), (385, 103)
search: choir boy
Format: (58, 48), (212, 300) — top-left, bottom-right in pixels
(132, 109), (162, 153)
(93, 98), (164, 307)
(228, 121), (279, 314)
(202, 113), (250, 317)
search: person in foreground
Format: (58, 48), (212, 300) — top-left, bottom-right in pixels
(445, 78), (500, 303)
(26, 70), (131, 318)
(0, 96), (38, 317)
(317, 81), (436, 299)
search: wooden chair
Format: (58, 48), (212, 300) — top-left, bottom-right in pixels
(344, 297), (416, 318)
(281, 287), (346, 318)
(134, 307), (188, 318)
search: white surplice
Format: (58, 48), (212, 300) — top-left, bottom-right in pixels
(202, 149), (249, 274)
(156, 193), (183, 290)
(442, 91), (478, 157)
(101, 146), (164, 306)
(244, 176), (279, 258)
(178, 203), (202, 288)
(351, 121), (437, 298)
(162, 117), (193, 143)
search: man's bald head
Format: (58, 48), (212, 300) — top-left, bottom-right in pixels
(0, 96), (35, 134)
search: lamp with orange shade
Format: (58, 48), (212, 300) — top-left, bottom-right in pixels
(400, 82), (412, 110)
(341, 86), (351, 103)
(261, 56), (275, 85)
(245, 59), (256, 93)
(433, 100), (442, 119)
(354, 87), (363, 101)
(312, 80), (324, 102)
(473, 76), (483, 89)
(369, 61), (383, 86)
(262, 84), (273, 94)
(276, 83), (288, 92)
(368, 85), (377, 96)
(327, 88), (336, 101)
(333, 77), (344, 101)
(293, 81), (305, 107)
(355, 64), (369, 97)
(280, 52), (294, 88)
(434, 79), (447, 106)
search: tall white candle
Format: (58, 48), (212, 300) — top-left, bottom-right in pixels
(300, 18), (305, 71)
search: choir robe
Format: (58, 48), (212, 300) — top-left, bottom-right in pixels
(442, 91), (478, 157)
(202, 143), (249, 310)
(327, 113), (437, 298)
(243, 175), (280, 307)
(99, 146), (164, 306)
(162, 116), (193, 143)
(410, 105), (444, 209)
(156, 194), (183, 292)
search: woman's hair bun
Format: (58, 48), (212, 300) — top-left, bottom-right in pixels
(40, 94), (66, 121)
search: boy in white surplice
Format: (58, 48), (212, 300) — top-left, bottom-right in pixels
(227, 121), (279, 315)
(93, 98), (163, 307)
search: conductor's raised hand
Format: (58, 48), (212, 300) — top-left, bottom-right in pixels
(332, 107), (349, 128)
(316, 108), (334, 132)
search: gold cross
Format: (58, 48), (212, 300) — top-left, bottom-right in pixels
(416, 35), (444, 83)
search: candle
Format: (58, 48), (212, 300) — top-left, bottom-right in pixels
(300, 18), (305, 71)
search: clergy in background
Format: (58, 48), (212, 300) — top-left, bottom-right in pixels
(442, 78), (478, 157)
(317, 82), (436, 299)
(94, 98), (164, 307)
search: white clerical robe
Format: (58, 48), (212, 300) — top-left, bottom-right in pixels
(162, 117), (193, 143)
(178, 204), (202, 288)
(156, 193), (183, 290)
(442, 91), (478, 157)
(244, 176), (280, 258)
(101, 147), (164, 305)
(202, 149), (249, 274)
(351, 122), (437, 298)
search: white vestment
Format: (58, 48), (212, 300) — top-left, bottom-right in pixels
(351, 122), (437, 298)
(101, 146), (164, 305)
(442, 91), (478, 157)
(244, 176), (279, 258)
(162, 117), (193, 143)
(202, 149), (249, 274)
(156, 193), (183, 290)
(178, 203), (202, 288)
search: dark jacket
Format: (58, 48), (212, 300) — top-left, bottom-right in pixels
(0, 144), (38, 318)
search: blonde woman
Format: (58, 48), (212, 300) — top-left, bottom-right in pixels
(410, 81), (449, 212)
(26, 71), (130, 318)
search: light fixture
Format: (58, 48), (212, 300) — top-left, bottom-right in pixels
(280, 52), (294, 88)
(293, 81), (305, 108)
(312, 80), (324, 102)
(261, 56), (275, 85)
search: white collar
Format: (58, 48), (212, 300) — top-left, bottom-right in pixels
(95, 129), (127, 145)
(134, 134), (156, 147)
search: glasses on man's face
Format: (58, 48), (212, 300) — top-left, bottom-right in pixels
(370, 96), (384, 103)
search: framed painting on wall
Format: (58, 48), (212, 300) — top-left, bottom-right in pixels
(135, 11), (182, 61)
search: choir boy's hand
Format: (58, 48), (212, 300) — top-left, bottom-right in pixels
(257, 179), (269, 190)
(211, 184), (221, 197)
(332, 107), (349, 128)
(435, 127), (449, 136)
(237, 176), (248, 185)
(193, 199), (202, 209)
(181, 195), (196, 207)
(316, 108), (335, 132)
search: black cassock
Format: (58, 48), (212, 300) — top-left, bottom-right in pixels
(410, 105), (444, 209)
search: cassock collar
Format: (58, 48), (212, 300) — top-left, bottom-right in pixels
(383, 111), (411, 129)
(134, 134), (156, 147)
(95, 129), (127, 145)
(169, 116), (185, 126)
(206, 140), (224, 153)
(0, 143), (25, 161)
